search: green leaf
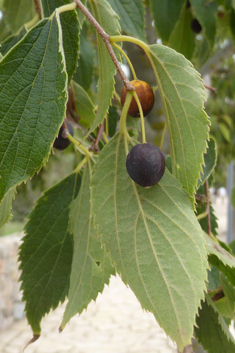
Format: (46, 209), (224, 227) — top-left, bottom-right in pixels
(61, 162), (114, 329)
(73, 23), (95, 91)
(218, 122), (231, 142)
(207, 265), (221, 291)
(41, 0), (80, 84)
(229, 239), (235, 255)
(195, 294), (235, 353)
(205, 233), (235, 287)
(71, 81), (95, 127)
(88, 0), (120, 133)
(197, 203), (218, 236)
(107, 105), (119, 137)
(0, 25), (27, 56)
(0, 187), (16, 230)
(147, 44), (209, 204)
(149, 0), (185, 43)
(169, 3), (196, 60)
(107, 0), (146, 41)
(91, 132), (208, 350)
(230, 8), (235, 40)
(190, 0), (217, 48)
(197, 138), (217, 188)
(3, 0), (36, 33)
(0, 12), (67, 203)
(19, 172), (81, 334)
(220, 273), (235, 318)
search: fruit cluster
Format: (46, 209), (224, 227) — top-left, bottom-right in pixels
(121, 79), (165, 188)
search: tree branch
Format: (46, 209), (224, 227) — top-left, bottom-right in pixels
(33, 0), (42, 19)
(72, 0), (135, 91)
(205, 179), (211, 236)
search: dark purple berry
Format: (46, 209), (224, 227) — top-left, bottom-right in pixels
(53, 120), (74, 150)
(191, 19), (202, 33)
(126, 143), (165, 187)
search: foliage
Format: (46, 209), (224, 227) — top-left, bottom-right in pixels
(1, 0), (235, 352)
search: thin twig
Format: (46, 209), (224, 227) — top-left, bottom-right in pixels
(94, 120), (105, 151)
(204, 84), (217, 93)
(205, 179), (211, 236)
(72, 0), (135, 91)
(34, 0), (42, 19)
(211, 289), (225, 302)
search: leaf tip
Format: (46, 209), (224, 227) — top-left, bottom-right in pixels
(23, 334), (40, 351)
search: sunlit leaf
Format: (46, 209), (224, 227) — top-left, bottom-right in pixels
(61, 162), (114, 329)
(147, 44), (209, 204)
(92, 132), (208, 350)
(0, 187), (16, 230)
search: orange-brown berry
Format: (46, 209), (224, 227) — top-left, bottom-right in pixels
(121, 79), (155, 118)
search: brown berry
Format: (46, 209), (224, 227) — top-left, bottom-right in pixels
(121, 80), (155, 118)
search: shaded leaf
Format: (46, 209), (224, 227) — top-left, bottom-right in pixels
(0, 187), (16, 230)
(198, 137), (217, 188)
(0, 12), (67, 202)
(195, 294), (235, 353)
(88, 0), (120, 133)
(197, 202), (218, 236)
(147, 44), (209, 204)
(220, 272), (235, 318)
(73, 23), (95, 91)
(169, 3), (196, 60)
(19, 172), (81, 333)
(205, 233), (235, 286)
(229, 239), (235, 254)
(107, 0), (146, 41)
(230, 8), (235, 40)
(207, 265), (221, 291)
(149, 0), (185, 43)
(71, 80), (95, 127)
(61, 162), (114, 329)
(218, 122), (231, 142)
(92, 132), (208, 350)
(190, 0), (217, 48)
(0, 25), (27, 56)
(212, 294), (232, 320)
(107, 105), (119, 137)
(3, 0), (36, 33)
(41, 0), (80, 84)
